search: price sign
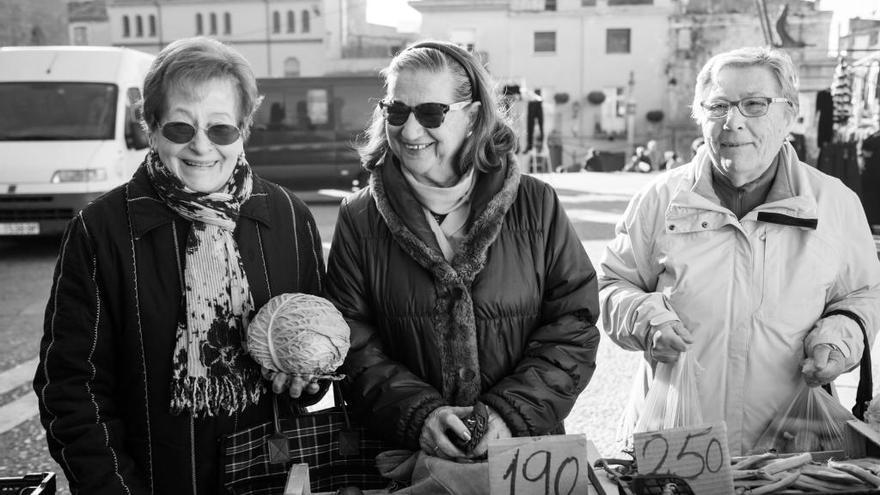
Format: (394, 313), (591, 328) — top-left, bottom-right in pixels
(488, 434), (588, 495)
(633, 422), (733, 495)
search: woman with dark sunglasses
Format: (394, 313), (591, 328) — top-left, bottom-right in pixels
(34, 37), (326, 494)
(326, 40), (600, 488)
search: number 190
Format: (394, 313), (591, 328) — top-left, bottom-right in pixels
(502, 448), (580, 495)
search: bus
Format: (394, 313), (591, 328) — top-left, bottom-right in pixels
(247, 75), (384, 192)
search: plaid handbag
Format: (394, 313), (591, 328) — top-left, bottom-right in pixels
(221, 384), (395, 494)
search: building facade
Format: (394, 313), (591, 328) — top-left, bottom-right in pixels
(68, 1), (112, 46)
(413, 0), (838, 166)
(413, 0), (678, 167)
(104, 0), (413, 77)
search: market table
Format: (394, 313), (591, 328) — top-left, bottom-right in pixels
(298, 440), (619, 495)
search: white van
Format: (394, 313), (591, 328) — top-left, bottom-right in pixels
(0, 46), (154, 236)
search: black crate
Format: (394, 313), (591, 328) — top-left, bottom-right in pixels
(0, 472), (56, 495)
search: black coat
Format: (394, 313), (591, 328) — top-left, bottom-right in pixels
(326, 155), (601, 449)
(34, 166), (324, 495)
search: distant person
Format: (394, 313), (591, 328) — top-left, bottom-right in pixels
(34, 37), (327, 494)
(661, 150), (682, 170)
(645, 139), (661, 171)
(599, 46), (880, 455)
(525, 88), (544, 153)
(326, 41), (600, 481)
(583, 148), (603, 171)
(555, 147), (598, 173)
(268, 101), (286, 130)
(624, 145), (652, 173)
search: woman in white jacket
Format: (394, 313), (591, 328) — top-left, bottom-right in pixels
(599, 46), (880, 455)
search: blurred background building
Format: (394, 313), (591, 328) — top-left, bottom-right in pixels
(1, 0), (878, 169)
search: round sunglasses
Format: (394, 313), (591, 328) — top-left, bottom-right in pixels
(379, 100), (470, 129)
(160, 122), (241, 146)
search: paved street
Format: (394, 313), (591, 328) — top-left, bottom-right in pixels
(0, 169), (873, 493)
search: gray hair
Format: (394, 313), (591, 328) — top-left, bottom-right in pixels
(691, 46), (799, 123)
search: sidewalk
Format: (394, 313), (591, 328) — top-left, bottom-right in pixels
(533, 170), (659, 196)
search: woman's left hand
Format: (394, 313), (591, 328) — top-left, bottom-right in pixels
(419, 406), (473, 459)
(260, 366), (321, 398)
(469, 405), (512, 458)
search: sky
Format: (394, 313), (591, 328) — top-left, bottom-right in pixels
(366, 0), (422, 33)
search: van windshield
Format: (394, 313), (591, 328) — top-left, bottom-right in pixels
(0, 82), (118, 140)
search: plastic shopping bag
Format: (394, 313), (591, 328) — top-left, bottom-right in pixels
(750, 380), (856, 454)
(634, 352), (704, 433)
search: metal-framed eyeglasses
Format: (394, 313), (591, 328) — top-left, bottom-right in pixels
(699, 97), (791, 119)
(160, 122), (241, 146)
(379, 100), (471, 129)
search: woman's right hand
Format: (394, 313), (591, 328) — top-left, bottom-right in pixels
(260, 366), (321, 398)
(419, 405), (472, 459)
(649, 321), (693, 362)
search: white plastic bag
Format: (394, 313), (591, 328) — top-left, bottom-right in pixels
(751, 380), (856, 453)
(634, 352), (704, 433)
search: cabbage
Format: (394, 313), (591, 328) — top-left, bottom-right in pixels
(247, 293), (349, 378)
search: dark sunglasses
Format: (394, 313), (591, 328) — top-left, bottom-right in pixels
(160, 122), (241, 145)
(379, 100), (470, 129)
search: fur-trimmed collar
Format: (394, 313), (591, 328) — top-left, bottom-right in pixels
(371, 153), (521, 285)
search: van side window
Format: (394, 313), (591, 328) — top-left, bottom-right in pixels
(125, 87), (149, 150)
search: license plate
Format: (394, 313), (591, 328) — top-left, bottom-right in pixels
(0, 222), (40, 235)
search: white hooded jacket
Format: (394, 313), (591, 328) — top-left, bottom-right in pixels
(600, 142), (880, 455)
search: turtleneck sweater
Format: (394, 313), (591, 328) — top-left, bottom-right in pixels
(710, 158), (779, 220)
(401, 165), (476, 262)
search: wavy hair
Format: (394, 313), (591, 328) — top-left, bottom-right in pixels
(140, 36), (262, 141)
(691, 46), (799, 124)
(358, 40), (516, 175)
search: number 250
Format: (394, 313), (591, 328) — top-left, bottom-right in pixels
(642, 427), (724, 479)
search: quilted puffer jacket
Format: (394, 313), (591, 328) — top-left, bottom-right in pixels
(326, 153), (601, 448)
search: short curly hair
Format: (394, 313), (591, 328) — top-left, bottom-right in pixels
(691, 46), (799, 124)
(140, 36), (262, 141)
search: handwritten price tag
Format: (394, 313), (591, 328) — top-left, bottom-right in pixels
(633, 422), (733, 495)
(488, 434), (588, 495)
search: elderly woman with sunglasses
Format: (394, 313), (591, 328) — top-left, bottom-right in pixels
(34, 37), (326, 494)
(600, 46), (880, 455)
(325, 40), (600, 468)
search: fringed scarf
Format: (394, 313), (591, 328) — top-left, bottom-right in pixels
(144, 149), (265, 416)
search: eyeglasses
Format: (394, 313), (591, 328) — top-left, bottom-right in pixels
(160, 122), (241, 145)
(699, 97), (790, 119)
(379, 100), (470, 129)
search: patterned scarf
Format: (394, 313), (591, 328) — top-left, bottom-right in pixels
(144, 149), (264, 416)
